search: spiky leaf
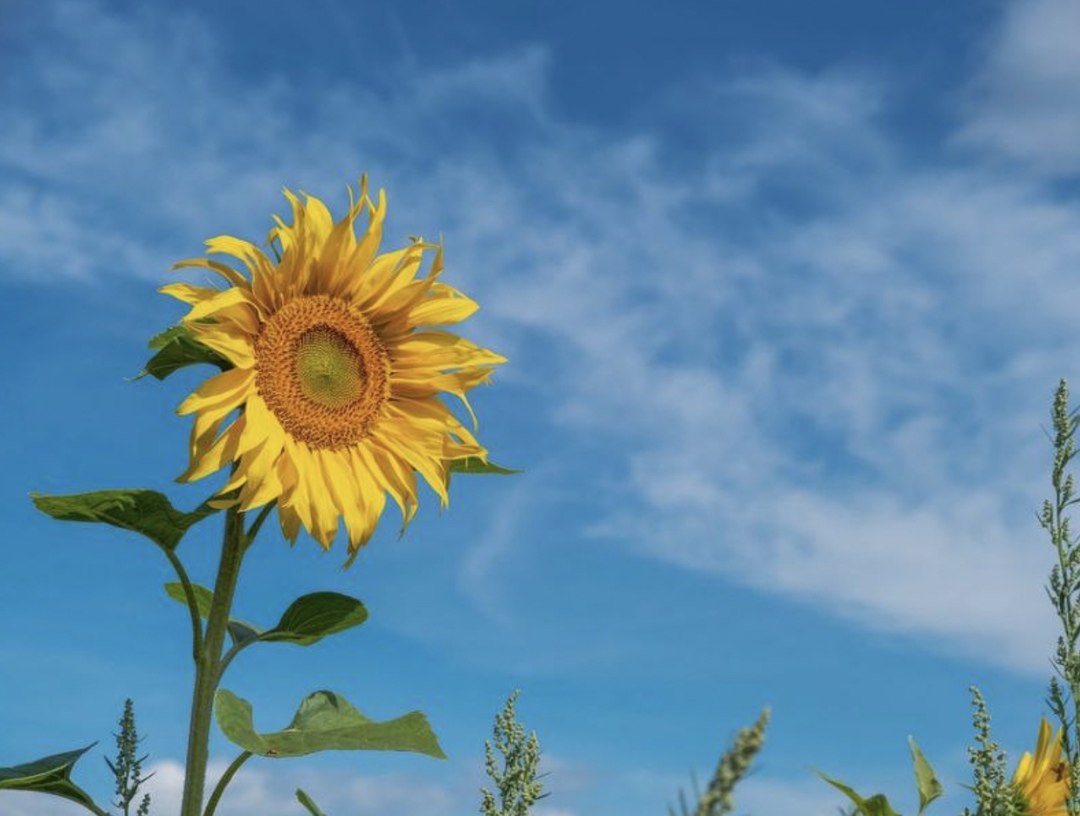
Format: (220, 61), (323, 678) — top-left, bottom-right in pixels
(0, 744), (105, 811)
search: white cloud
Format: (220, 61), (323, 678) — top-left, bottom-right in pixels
(953, 0), (1080, 173)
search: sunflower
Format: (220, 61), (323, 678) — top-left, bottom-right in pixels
(1011, 716), (1071, 816)
(160, 177), (506, 566)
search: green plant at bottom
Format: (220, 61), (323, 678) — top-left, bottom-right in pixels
(105, 699), (153, 816)
(480, 689), (551, 816)
(666, 707), (770, 816)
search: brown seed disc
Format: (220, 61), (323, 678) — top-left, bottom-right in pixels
(254, 294), (390, 449)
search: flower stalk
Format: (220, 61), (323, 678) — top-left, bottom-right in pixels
(1041, 379), (1080, 816)
(178, 504), (247, 816)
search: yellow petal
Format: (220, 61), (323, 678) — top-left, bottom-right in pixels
(392, 331), (508, 370)
(159, 282), (221, 305)
(236, 396), (285, 460)
(172, 257), (249, 289)
(376, 418), (449, 507)
(204, 235), (272, 277)
(237, 436), (285, 511)
(178, 414), (245, 482)
(278, 436), (326, 548)
(356, 441), (418, 527)
(177, 367), (253, 417)
(353, 186), (386, 265)
(186, 325), (256, 368)
(349, 245), (418, 311)
(277, 501), (302, 545)
(405, 291), (479, 329)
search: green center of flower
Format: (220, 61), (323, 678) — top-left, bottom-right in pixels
(254, 295), (391, 449)
(295, 327), (365, 410)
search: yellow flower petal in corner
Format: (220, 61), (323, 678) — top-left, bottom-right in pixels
(164, 179), (504, 565)
(1012, 716), (1070, 816)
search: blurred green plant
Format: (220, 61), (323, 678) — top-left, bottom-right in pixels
(666, 707), (769, 816)
(104, 699), (153, 816)
(480, 689), (551, 816)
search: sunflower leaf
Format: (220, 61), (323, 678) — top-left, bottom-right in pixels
(164, 580), (215, 617)
(132, 323), (231, 382)
(215, 689), (447, 759)
(448, 457), (522, 475)
(0, 743), (106, 812)
(162, 581), (264, 646)
(30, 489), (218, 551)
(147, 324), (187, 350)
(259, 592), (368, 646)
(909, 735), (944, 816)
(296, 788), (329, 816)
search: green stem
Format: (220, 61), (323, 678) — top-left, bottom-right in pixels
(203, 751), (253, 816)
(162, 545), (205, 661)
(178, 504), (248, 816)
(216, 641), (246, 686)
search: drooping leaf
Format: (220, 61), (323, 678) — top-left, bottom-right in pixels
(813, 769), (903, 816)
(260, 592), (368, 646)
(31, 489), (218, 551)
(164, 581), (215, 618)
(449, 457), (522, 475)
(163, 582), (264, 647)
(909, 736), (944, 816)
(133, 322), (230, 382)
(215, 689), (446, 759)
(0, 743), (105, 811)
(296, 788), (329, 816)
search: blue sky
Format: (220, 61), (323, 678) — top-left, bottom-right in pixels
(3, 0), (1080, 814)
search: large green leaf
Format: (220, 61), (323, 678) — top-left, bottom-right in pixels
(163, 581), (264, 647)
(0, 743), (105, 812)
(260, 592), (368, 646)
(132, 321), (231, 382)
(449, 457), (522, 475)
(813, 770), (903, 816)
(215, 689), (446, 759)
(909, 736), (944, 816)
(31, 489), (218, 551)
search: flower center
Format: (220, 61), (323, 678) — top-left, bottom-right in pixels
(295, 327), (363, 409)
(254, 295), (390, 450)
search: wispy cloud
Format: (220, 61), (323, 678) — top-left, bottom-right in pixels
(5, 5), (1080, 814)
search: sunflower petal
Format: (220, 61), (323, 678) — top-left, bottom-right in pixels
(159, 282), (221, 305)
(405, 290), (480, 329)
(177, 367), (253, 417)
(172, 257), (250, 289)
(186, 325), (256, 368)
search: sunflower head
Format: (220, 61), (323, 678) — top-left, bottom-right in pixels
(161, 177), (506, 567)
(1011, 716), (1071, 816)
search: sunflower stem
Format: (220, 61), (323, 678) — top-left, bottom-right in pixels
(178, 504), (248, 816)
